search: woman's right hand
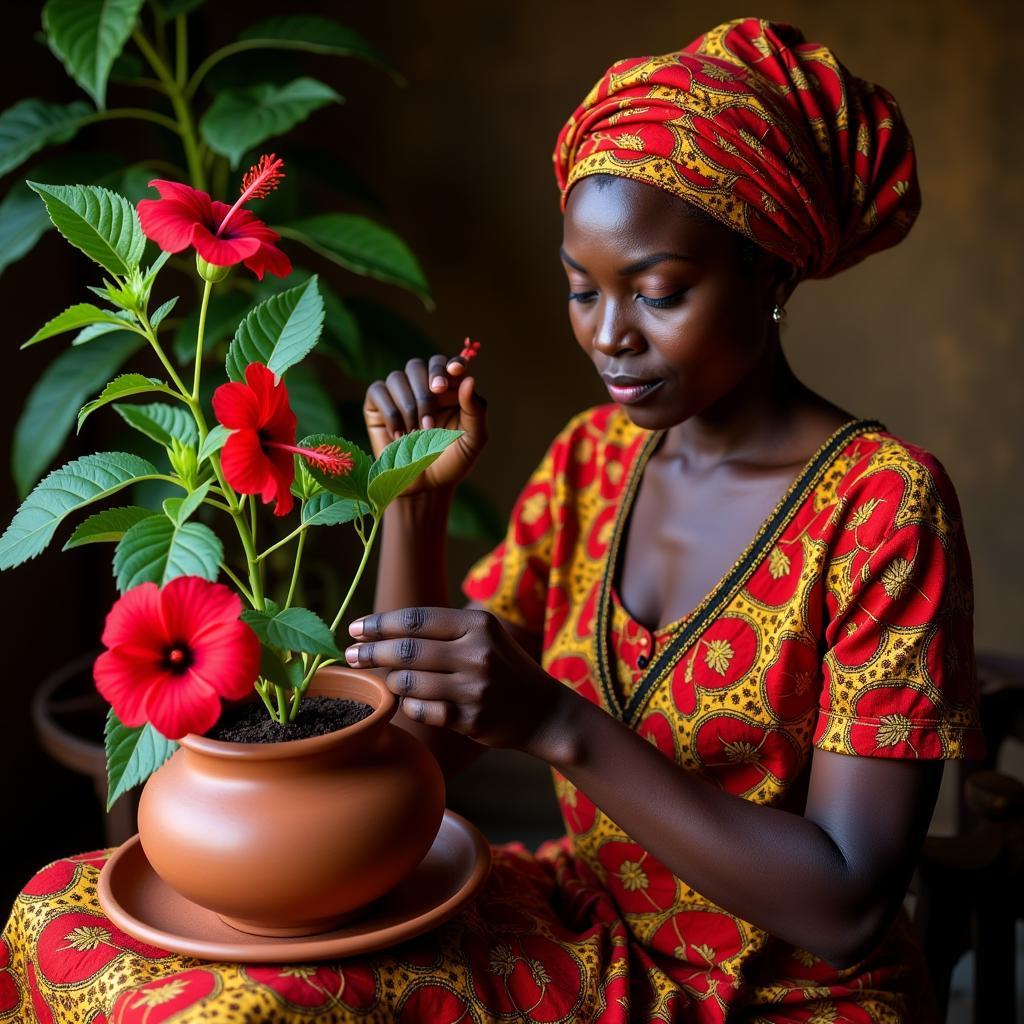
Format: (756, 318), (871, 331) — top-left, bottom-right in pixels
(363, 353), (488, 496)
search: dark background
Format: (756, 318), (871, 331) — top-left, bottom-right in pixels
(1, 0), (1021, 910)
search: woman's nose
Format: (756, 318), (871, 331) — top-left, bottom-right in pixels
(591, 298), (644, 356)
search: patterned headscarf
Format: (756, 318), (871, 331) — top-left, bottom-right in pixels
(553, 18), (920, 279)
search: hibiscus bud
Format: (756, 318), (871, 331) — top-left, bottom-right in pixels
(196, 254), (231, 284)
(169, 439), (200, 488)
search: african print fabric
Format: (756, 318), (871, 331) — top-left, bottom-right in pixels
(2, 405), (981, 1022)
(554, 17), (920, 278)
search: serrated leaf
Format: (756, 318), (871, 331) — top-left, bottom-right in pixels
(258, 644), (302, 690)
(63, 505), (155, 549)
(104, 708), (177, 810)
(199, 77), (340, 168)
(77, 373), (172, 433)
(279, 214), (430, 305)
(42, 0), (146, 108)
(12, 332), (143, 497)
(301, 492), (372, 527)
(113, 514), (223, 592)
(27, 182), (145, 276)
(0, 451), (158, 569)
(224, 276), (323, 381)
(197, 424), (230, 463)
(297, 433), (371, 503)
(167, 481), (211, 524)
(113, 401), (198, 448)
(237, 16), (396, 77)
(150, 295), (178, 329)
(367, 429), (463, 511)
(72, 310), (136, 345)
(0, 98), (89, 177)
(287, 364), (340, 437)
(22, 302), (134, 349)
(241, 606), (341, 657)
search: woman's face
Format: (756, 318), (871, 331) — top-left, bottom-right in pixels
(561, 175), (789, 432)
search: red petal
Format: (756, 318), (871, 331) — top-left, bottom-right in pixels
(192, 223), (260, 267)
(242, 364), (296, 441)
(190, 621), (261, 700)
(212, 380), (261, 429)
(243, 240), (293, 281)
(159, 577), (243, 646)
(214, 203), (280, 241)
(94, 647), (161, 727)
(221, 430), (274, 495)
(137, 181), (216, 252)
(100, 583), (167, 650)
(147, 179), (215, 215)
(142, 670), (222, 739)
(265, 455), (295, 516)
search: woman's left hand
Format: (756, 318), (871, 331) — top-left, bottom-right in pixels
(344, 607), (574, 759)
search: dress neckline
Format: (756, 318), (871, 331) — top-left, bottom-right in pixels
(595, 416), (886, 724)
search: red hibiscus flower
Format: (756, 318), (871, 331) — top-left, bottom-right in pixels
(137, 154), (291, 280)
(93, 576), (262, 740)
(212, 362), (354, 517)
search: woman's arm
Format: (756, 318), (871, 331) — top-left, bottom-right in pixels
(343, 606), (943, 967)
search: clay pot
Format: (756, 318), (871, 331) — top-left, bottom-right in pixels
(137, 666), (445, 937)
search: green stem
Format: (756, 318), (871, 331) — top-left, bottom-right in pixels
(249, 495), (258, 548)
(256, 522), (307, 562)
(275, 684), (288, 723)
(174, 15), (188, 87)
(191, 278), (213, 402)
(78, 107), (182, 135)
(254, 680), (276, 717)
(284, 531), (307, 609)
(234, 508), (265, 610)
(219, 562), (255, 605)
(138, 314), (190, 397)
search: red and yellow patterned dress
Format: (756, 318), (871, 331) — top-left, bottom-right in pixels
(1, 405), (983, 1023)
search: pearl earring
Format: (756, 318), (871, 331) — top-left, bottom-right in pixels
(771, 305), (786, 323)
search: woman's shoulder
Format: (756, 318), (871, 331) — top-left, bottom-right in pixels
(548, 402), (641, 452)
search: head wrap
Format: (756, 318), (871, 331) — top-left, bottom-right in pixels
(553, 18), (920, 279)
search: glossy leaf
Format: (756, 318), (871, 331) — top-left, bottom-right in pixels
(258, 644), (302, 689)
(237, 16), (396, 76)
(241, 605), (341, 657)
(197, 424), (230, 464)
(104, 709), (177, 810)
(367, 429), (462, 511)
(113, 513), (223, 592)
(42, 0), (146, 108)
(113, 401), (198, 448)
(0, 98), (89, 177)
(224, 276), (323, 381)
(63, 505), (155, 549)
(72, 310), (136, 346)
(77, 374), (173, 432)
(297, 433), (371, 504)
(163, 481), (211, 525)
(22, 302), (133, 349)
(301, 492), (372, 528)
(199, 77), (340, 168)
(0, 451), (158, 569)
(150, 296), (178, 329)
(12, 331), (142, 497)
(27, 182), (145, 276)
(280, 214), (430, 305)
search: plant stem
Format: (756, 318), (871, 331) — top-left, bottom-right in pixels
(284, 531), (307, 609)
(275, 685), (288, 723)
(79, 107), (182, 135)
(249, 495), (258, 547)
(138, 314), (190, 397)
(219, 562), (255, 605)
(234, 509), (265, 610)
(191, 278), (213, 401)
(254, 680), (276, 717)
(256, 522), (307, 562)
(174, 16), (188, 87)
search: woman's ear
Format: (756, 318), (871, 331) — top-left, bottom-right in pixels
(771, 258), (801, 308)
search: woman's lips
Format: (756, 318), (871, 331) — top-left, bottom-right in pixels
(605, 378), (664, 404)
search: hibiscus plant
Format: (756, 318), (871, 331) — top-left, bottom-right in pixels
(0, 154), (462, 807)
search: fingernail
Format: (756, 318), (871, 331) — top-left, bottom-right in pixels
(349, 620), (364, 638)
(431, 376), (446, 389)
(421, 415), (434, 429)
(344, 646), (359, 665)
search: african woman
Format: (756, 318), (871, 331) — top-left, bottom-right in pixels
(350, 17), (983, 1022)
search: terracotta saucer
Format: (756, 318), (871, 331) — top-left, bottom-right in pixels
(98, 810), (491, 962)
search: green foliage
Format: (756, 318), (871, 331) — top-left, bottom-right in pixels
(0, 452), (158, 569)
(77, 374), (173, 432)
(241, 605), (341, 657)
(287, 365), (341, 437)
(197, 425), (229, 464)
(63, 505), (155, 549)
(113, 512), (223, 591)
(27, 182), (145, 277)
(298, 433), (372, 504)
(0, 99), (89, 177)
(367, 429), (463, 511)
(238, 16), (395, 75)
(301, 493), (372, 528)
(23, 303), (134, 349)
(199, 78), (341, 168)
(114, 401), (198, 448)
(104, 709), (177, 810)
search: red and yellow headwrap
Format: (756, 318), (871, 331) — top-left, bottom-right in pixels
(553, 18), (920, 279)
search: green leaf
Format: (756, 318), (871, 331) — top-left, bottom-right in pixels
(160, 0), (204, 16)
(301, 492), (372, 527)
(279, 214), (431, 305)
(224, 276), (323, 381)
(27, 182), (145, 276)
(172, 290), (252, 365)
(72, 310), (136, 346)
(12, 331), (142, 497)
(22, 302), (134, 349)
(297, 433), (371, 503)
(0, 98), (89, 177)
(367, 429), (463, 511)
(104, 708), (177, 810)
(197, 424), (230, 463)
(241, 606), (341, 657)
(150, 296), (178, 329)
(199, 77), (340, 168)
(42, 0), (146, 108)
(0, 451), (158, 569)
(113, 401), (198, 448)
(163, 481), (211, 525)
(287, 364), (340, 437)
(237, 16), (397, 77)
(77, 374), (172, 433)
(258, 644), (303, 689)
(113, 514), (223, 592)
(63, 505), (155, 549)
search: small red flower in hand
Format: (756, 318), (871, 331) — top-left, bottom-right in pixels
(94, 576), (261, 740)
(213, 362), (354, 517)
(137, 154), (291, 280)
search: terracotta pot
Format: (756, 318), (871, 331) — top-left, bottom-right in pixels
(137, 666), (445, 937)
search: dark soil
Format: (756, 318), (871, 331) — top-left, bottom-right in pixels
(207, 696), (373, 743)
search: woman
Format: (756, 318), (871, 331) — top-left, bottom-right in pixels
(349, 16), (983, 1022)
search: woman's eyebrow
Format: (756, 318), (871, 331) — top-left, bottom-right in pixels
(558, 248), (696, 275)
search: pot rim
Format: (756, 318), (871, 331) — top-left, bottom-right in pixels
(178, 666), (397, 761)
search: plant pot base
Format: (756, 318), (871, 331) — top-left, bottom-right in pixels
(218, 905), (368, 937)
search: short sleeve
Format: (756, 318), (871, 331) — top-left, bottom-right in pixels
(813, 447), (985, 760)
(460, 430), (564, 637)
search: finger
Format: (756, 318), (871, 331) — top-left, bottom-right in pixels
(446, 356), (467, 377)
(405, 358), (435, 430)
(385, 370), (419, 435)
(349, 606), (480, 641)
(383, 668), (465, 703)
(365, 381), (404, 437)
(457, 375), (487, 425)
(344, 636), (461, 672)
(400, 697), (459, 729)
(428, 353), (450, 393)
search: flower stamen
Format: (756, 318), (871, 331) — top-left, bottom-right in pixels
(217, 154), (286, 236)
(265, 441), (354, 477)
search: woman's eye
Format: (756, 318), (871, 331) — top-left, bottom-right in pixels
(567, 290), (598, 304)
(637, 289), (687, 309)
